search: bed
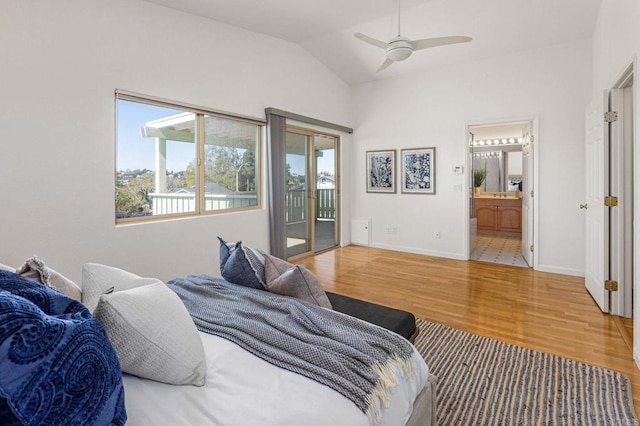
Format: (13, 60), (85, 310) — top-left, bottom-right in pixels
(123, 330), (433, 425)
(0, 255), (436, 426)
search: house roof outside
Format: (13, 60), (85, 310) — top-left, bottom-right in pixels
(318, 176), (335, 189)
(175, 182), (233, 194)
(141, 112), (257, 149)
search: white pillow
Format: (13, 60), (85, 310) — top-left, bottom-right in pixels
(16, 256), (82, 301)
(81, 263), (159, 313)
(0, 263), (16, 273)
(93, 282), (207, 386)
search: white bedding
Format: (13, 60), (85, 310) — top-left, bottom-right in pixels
(123, 331), (428, 426)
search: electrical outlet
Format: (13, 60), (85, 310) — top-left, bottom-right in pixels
(392, 226), (397, 235)
(435, 231), (441, 239)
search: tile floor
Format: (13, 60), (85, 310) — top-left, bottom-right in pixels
(470, 230), (530, 267)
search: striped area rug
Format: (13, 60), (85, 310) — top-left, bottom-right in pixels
(413, 319), (638, 425)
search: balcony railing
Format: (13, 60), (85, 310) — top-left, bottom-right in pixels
(316, 189), (335, 220)
(286, 189), (335, 223)
(150, 192), (257, 215)
(151, 188), (335, 221)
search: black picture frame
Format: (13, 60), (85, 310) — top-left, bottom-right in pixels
(401, 147), (436, 194)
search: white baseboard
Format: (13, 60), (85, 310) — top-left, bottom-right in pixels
(337, 243), (586, 277)
(369, 242), (467, 261)
(534, 264), (585, 277)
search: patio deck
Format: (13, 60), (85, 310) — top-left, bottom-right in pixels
(286, 219), (336, 257)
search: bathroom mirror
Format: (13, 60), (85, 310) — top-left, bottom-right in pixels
(472, 145), (522, 192)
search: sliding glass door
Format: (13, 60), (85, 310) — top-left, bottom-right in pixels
(285, 131), (311, 257)
(313, 134), (338, 253)
(285, 128), (338, 259)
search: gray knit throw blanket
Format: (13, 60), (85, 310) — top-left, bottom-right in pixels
(167, 275), (416, 424)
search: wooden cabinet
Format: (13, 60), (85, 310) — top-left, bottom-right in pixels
(476, 205), (498, 229)
(474, 198), (522, 233)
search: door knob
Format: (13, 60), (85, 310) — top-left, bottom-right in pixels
(580, 203), (588, 210)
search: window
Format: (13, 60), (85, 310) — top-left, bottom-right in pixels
(115, 93), (261, 222)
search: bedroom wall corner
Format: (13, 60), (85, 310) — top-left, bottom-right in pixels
(349, 39), (592, 272)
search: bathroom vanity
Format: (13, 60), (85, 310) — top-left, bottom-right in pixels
(474, 195), (522, 233)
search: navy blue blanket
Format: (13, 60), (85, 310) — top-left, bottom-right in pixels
(0, 270), (126, 426)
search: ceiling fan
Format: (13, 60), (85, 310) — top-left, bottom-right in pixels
(354, 0), (472, 72)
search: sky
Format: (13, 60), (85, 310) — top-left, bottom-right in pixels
(117, 99), (335, 176)
(287, 150), (335, 177)
(116, 100), (195, 172)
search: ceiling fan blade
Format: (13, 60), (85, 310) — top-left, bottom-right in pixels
(376, 58), (394, 72)
(411, 36), (472, 51)
(354, 32), (389, 49)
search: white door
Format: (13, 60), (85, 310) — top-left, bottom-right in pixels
(609, 87), (633, 317)
(584, 92), (610, 312)
(521, 126), (533, 266)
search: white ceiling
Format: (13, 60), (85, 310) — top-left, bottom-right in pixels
(141, 0), (603, 85)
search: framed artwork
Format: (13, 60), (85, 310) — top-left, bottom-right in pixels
(401, 147), (436, 194)
(366, 150), (396, 193)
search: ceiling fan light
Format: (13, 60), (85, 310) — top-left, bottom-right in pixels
(387, 46), (412, 62)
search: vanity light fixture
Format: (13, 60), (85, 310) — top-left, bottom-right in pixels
(473, 137), (523, 146)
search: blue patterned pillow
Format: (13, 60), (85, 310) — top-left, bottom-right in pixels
(0, 270), (127, 426)
(217, 237), (266, 290)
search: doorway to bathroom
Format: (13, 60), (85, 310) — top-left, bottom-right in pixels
(468, 120), (535, 268)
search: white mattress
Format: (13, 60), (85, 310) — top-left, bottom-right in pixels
(123, 331), (428, 426)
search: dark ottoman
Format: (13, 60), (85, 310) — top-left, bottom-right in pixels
(326, 292), (418, 342)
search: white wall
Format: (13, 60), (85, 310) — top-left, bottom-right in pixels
(508, 152), (523, 176)
(591, 0), (640, 369)
(350, 39), (592, 274)
(592, 0), (640, 92)
(0, 0), (351, 282)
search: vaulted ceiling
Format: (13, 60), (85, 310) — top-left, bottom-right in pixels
(141, 0), (602, 85)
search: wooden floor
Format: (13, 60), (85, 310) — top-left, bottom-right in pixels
(301, 245), (640, 416)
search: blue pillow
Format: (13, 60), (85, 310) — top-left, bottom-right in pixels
(217, 237), (266, 290)
(0, 270), (127, 426)
(218, 236), (238, 271)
